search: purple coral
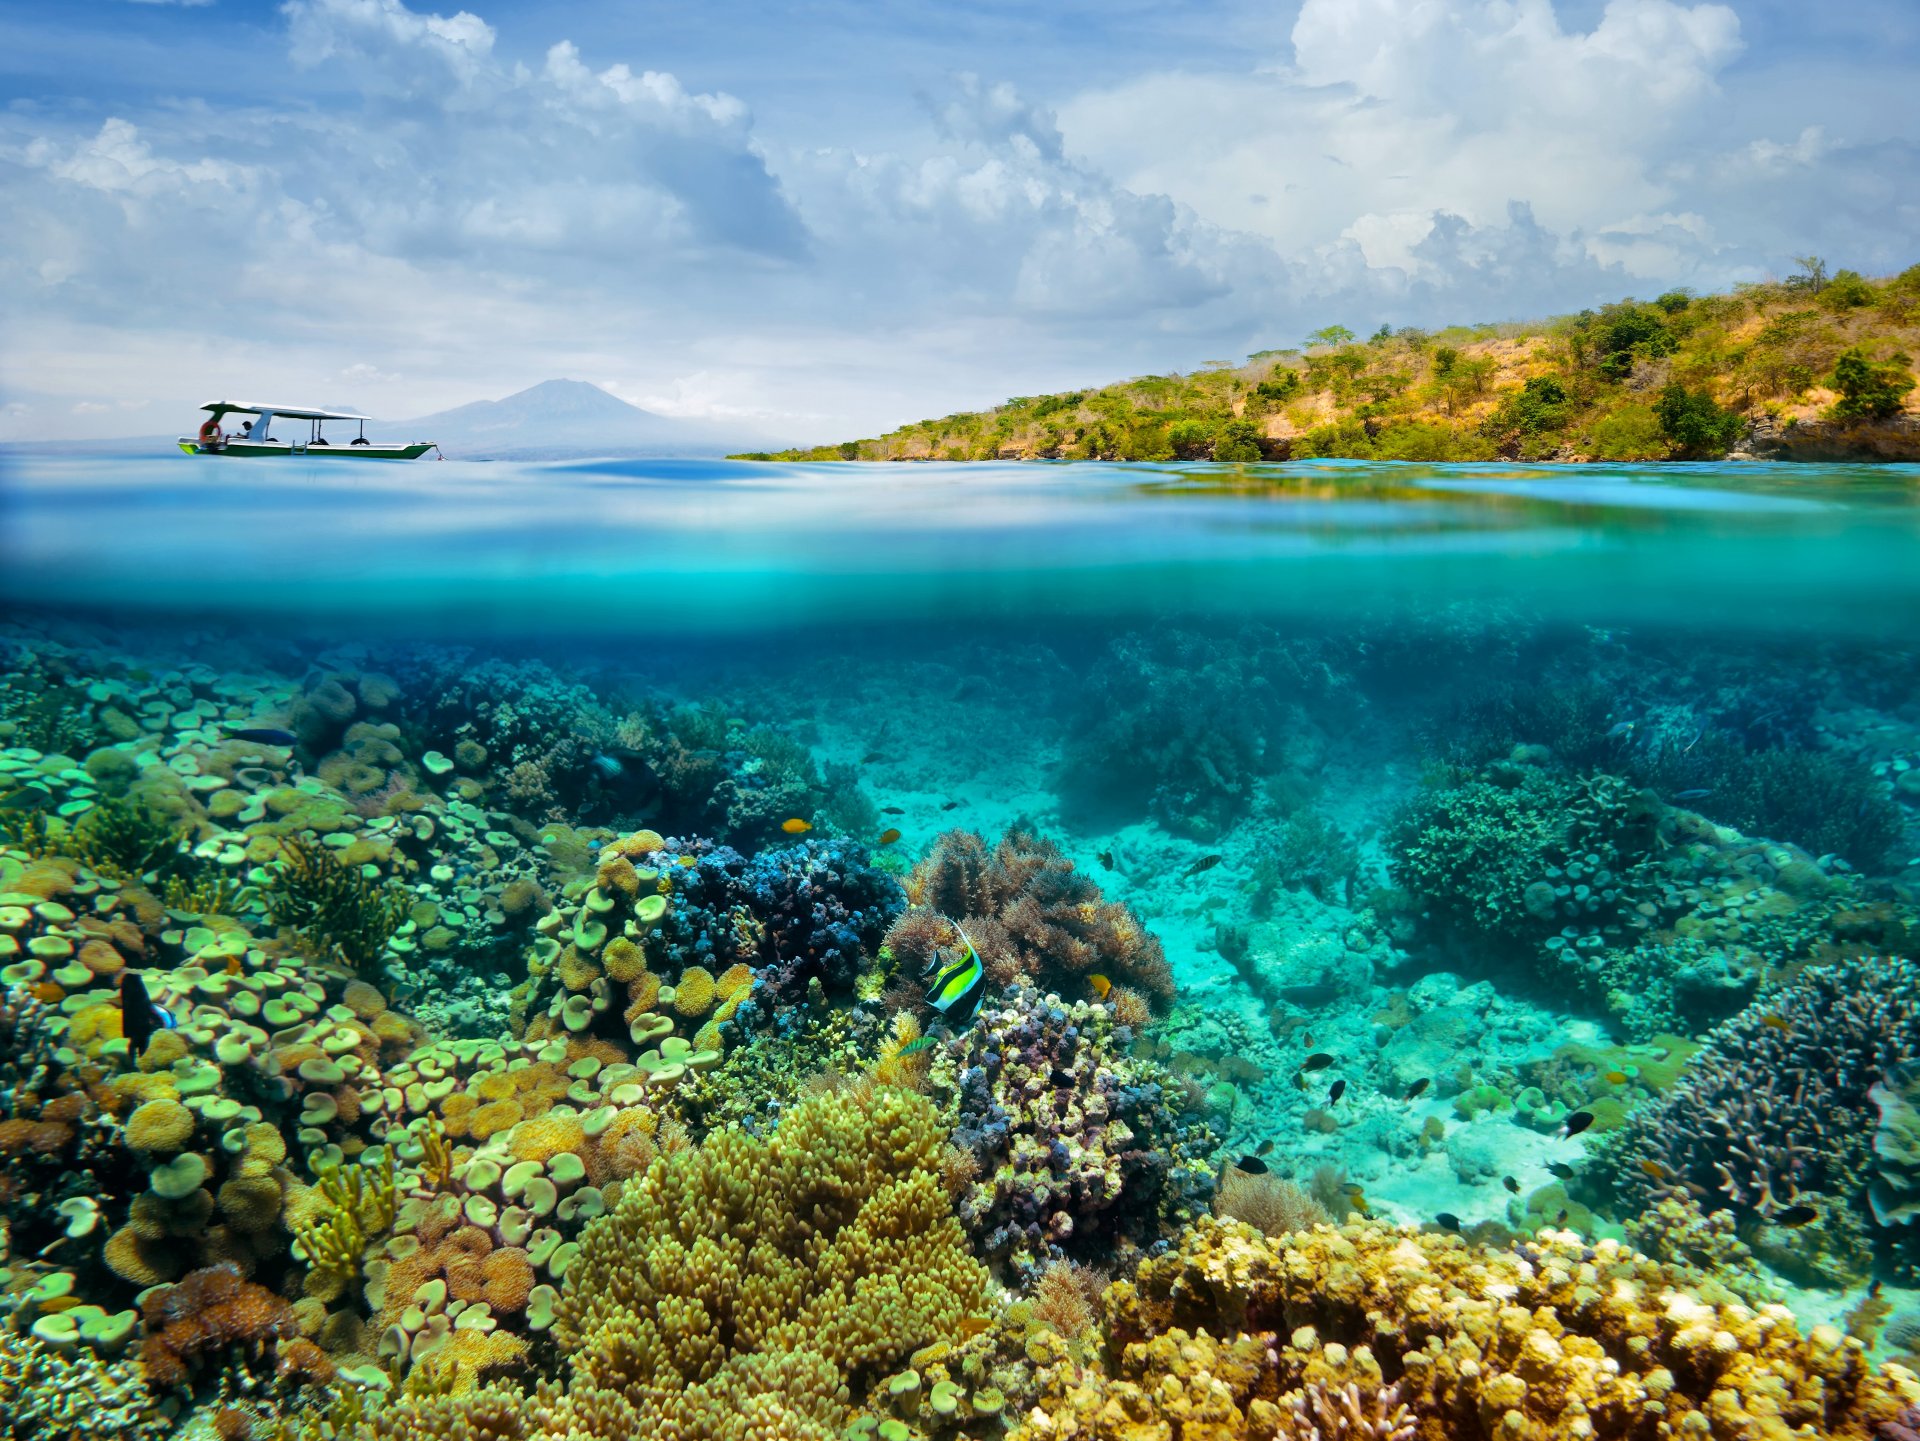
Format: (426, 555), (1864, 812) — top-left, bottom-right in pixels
(1603, 958), (1920, 1223)
(936, 983), (1214, 1277)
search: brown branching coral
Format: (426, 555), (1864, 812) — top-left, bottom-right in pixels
(889, 828), (1173, 1010)
(138, 1262), (298, 1391)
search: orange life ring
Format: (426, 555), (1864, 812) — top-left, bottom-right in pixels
(197, 417), (223, 446)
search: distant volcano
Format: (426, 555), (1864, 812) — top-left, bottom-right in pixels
(392, 379), (761, 460)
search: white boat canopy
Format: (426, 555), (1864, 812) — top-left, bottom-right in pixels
(199, 402), (372, 422)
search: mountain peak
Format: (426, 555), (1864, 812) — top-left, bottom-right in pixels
(394, 379), (755, 458)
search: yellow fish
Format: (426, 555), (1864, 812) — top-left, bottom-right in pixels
(877, 827), (902, 845)
(1087, 973), (1112, 999)
(1760, 1015), (1790, 1031)
(1639, 1159), (1671, 1180)
(782, 818), (812, 834)
(1603, 1070), (1629, 1084)
(957, 1315), (992, 1339)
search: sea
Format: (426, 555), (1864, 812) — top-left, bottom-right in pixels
(1, 452), (1917, 1437)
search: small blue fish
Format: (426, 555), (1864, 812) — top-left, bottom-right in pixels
(1606, 722), (1635, 739)
(925, 924), (987, 1027)
(591, 754), (625, 779)
(1673, 788), (1712, 801)
(225, 726), (298, 747)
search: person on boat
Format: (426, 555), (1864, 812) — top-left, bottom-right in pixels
(196, 415), (225, 452)
(238, 420), (254, 441)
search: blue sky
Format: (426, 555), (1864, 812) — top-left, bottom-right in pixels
(3, 0), (1916, 442)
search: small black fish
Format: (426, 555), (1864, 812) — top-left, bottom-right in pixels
(1556, 1209), (1569, 1224)
(1870, 1279), (1884, 1299)
(224, 726), (298, 747)
(120, 973), (175, 1058)
(1234, 1156), (1270, 1174)
(1435, 1212), (1462, 1232)
(1328, 1079), (1347, 1103)
(0, 787), (53, 811)
(1563, 1110), (1596, 1138)
(1673, 788), (1713, 801)
(941, 800), (961, 811)
(1256, 1139), (1275, 1155)
(1404, 1078), (1430, 1101)
(1182, 854), (1223, 879)
(861, 751), (885, 764)
(1302, 1052), (1334, 1072)
(881, 806), (905, 815)
(1291, 1071), (1307, 1091)
(1546, 1161), (1578, 1180)
(1503, 1176), (1520, 1194)
(1097, 850), (1115, 870)
(1773, 1204), (1820, 1227)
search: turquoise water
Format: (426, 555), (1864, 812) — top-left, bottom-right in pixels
(4, 455), (1917, 632)
(2, 454), (1919, 1437)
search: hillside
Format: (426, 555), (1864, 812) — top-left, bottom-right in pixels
(740, 262), (1920, 464)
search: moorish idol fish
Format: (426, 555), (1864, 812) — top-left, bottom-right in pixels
(925, 924), (987, 1027)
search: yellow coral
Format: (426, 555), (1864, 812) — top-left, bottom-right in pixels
(467, 1100), (524, 1140)
(508, 1113), (586, 1165)
(541, 1086), (988, 1441)
(672, 965), (716, 1017)
(602, 936), (647, 983)
(597, 855), (641, 897)
(555, 948), (601, 993)
(623, 971), (661, 1019)
(125, 1099), (194, 1154)
(1026, 1218), (1909, 1441)
(68, 1003), (122, 1047)
(715, 963), (755, 1003)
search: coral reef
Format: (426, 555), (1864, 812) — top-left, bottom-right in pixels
(888, 829), (1174, 1013)
(933, 984), (1216, 1274)
(1020, 1217), (1910, 1440)
(1599, 959), (1920, 1273)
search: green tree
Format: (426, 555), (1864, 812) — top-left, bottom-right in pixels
(1828, 347), (1916, 421)
(1211, 419), (1265, 462)
(1432, 347), (1460, 378)
(1653, 383), (1742, 457)
(1821, 269), (1876, 310)
(1786, 255), (1829, 292)
(1482, 376), (1575, 456)
(1306, 324), (1356, 349)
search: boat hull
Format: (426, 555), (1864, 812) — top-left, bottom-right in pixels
(177, 440), (436, 460)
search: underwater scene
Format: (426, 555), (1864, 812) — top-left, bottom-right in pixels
(3, 454), (1920, 1441)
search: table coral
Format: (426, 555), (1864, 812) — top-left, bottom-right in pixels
(1020, 1216), (1910, 1441)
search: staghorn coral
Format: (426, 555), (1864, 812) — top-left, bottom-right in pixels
(1599, 958), (1920, 1252)
(933, 983), (1216, 1275)
(1019, 1216), (1910, 1441)
(889, 828), (1173, 1011)
(0, 1329), (162, 1439)
(265, 835), (409, 977)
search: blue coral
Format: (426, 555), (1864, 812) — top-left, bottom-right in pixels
(648, 836), (902, 1022)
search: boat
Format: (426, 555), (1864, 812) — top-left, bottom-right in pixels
(177, 402), (438, 459)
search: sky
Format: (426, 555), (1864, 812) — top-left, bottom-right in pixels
(2, 0), (1916, 443)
